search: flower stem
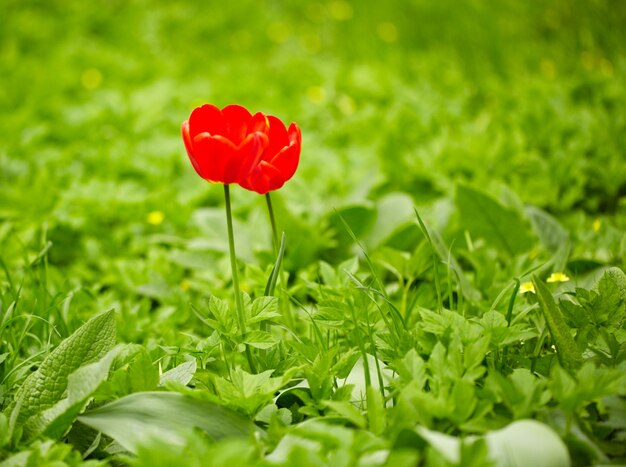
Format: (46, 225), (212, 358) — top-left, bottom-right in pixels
(265, 193), (279, 252)
(224, 184), (246, 335)
(224, 185), (256, 372)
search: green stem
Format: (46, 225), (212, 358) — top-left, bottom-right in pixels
(224, 185), (256, 372)
(265, 193), (279, 252)
(224, 185), (246, 335)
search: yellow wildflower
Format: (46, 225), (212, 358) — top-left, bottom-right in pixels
(547, 272), (570, 283)
(592, 219), (601, 232)
(147, 211), (165, 226)
(519, 282), (535, 294)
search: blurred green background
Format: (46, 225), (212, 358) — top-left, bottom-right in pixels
(1, 0), (625, 339)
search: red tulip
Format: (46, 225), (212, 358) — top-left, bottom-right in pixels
(240, 115), (302, 195)
(181, 104), (269, 185)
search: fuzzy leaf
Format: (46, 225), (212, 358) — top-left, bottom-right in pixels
(8, 310), (116, 428)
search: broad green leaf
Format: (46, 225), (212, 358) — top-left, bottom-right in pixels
(525, 206), (569, 252)
(328, 204), (376, 251)
(340, 355), (394, 405)
(415, 420), (569, 467)
(532, 276), (583, 371)
(78, 392), (253, 454)
(8, 310), (116, 427)
(159, 360), (197, 386)
(22, 345), (123, 440)
(365, 193), (417, 249)
(456, 184), (533, 255)
(484, 420), (569, 467)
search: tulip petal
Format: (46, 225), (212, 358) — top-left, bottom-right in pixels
(181, 121), (194, 156)
(188, 104), (225, 139)
(193, 133), (237, 183)
(270, 143), (300, 181)
(287, 122), (302, 146)
(235, 131), (269, 182)
(222, 104), (252, 146)
(247, 161), (285, 194)
(265, 115), (289, 159)
(222, 132), (268, 184)
(250, 112), (269, 134)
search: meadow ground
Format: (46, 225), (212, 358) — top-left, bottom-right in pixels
(1, 1), (625, 465)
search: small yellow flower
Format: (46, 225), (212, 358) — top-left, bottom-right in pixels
(180, 280), (190, 292)
(547, 272), (570, 283)
(377, 22), (399, 43)
(81, 68), (102, 90)
(147, 211), (165, 226)
(592, 218), (601, 232)
(519, 281), (535, 294)
(306, 86), (326, 104)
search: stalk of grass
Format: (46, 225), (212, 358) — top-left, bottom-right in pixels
(414, 208), (443, 313)
(499, 279), (520, 371)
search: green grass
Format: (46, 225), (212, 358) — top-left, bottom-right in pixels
(1, 0), (625, 465)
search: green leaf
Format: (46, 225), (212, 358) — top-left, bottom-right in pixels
(264, 232), (286, 297)
(365, 193), (417, 249)
(214, 368), (295, 416)
(160, 360), (197, 386)
(7, 310), (116, 428)
(484, 420), (570, 467)
(414, 420), (570, 467)
(242, 330), (279, 350)
(247, 296), (280, 325)
(366, 386), (386, 435)
(78, 392), (253, 455)
(321, 400), (366, 428)
(22, 345), (123, 440)
(525, 206), (569, 252)
(532, 276), (583, 371)
(593, 267), (626, 327)
(457, 184), (533, 255)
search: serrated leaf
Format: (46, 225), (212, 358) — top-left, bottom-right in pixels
(322, 400), (366, 428)
(78, 392), (253, 454)
(457, 185), (533, 255)
(242, 330), (279, 349)
(247, 296), (280, 325)
(8, 310), (116, 428)
(593, 267), (626, 327)
(532, 276), (583, 371)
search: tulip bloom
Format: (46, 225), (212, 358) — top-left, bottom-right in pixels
(241, 116), (302, 195)
(181, 104), (269, 185)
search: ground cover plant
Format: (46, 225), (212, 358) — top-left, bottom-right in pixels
(1, 0), (625, 465)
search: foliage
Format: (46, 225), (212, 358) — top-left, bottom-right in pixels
(1, 0), (625, 465)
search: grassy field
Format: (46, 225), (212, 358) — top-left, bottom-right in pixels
(1, 0), (625, 465)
